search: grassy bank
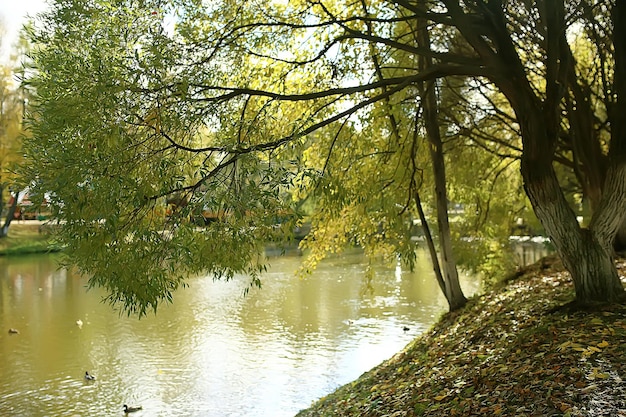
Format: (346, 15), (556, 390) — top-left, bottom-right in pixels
(297, 257), (626, 416)
(0, 222), (62, 255)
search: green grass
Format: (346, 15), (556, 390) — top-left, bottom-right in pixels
(0, 222), (62, 255)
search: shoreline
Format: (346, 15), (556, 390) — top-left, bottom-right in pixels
(0, 221), (61, 256)
(296, 257), (626, 416)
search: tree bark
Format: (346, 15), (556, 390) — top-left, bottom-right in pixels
(615, 223), (626, 253)
(522, 153), (624, 305)
(611, 1), (626, 254)
(414, 190), (451, 308)
(423, 94), (467, 311)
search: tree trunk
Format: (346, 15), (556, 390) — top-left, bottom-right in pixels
(611, 1), (626, 254)
(520, 120), (625, 305)
(615, 221), (626, 253)
(430, 142), (468, 311)
(0, 190), (20, 238)
(416, 10), (467, 311)
(411, 122), (467, 311)
(424, 102), (467, 311)
(414, 190), (451, 308)
(566, 230), (624, 304)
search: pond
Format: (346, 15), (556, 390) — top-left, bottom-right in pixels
(0, 249), (480, 416)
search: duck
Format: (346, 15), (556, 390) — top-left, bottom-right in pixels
(84, 371), (96, 381)
(8, 328), (19, 334)
(123, 404), (142, 413)
(76, 319), (83, 329)
(402, 326), (410, 332)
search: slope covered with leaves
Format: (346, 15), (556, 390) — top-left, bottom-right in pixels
(297, 257), (626, 416)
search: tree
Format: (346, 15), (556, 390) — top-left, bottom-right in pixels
(0, 28), (27, 237)
(297, 0), (468, 311)
(415, 6), (468, 310)
(24, 0), (624, 314)
(428, 0), (626, 303)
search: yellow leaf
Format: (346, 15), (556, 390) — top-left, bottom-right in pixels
(434, 394), (447, 401)
(588, 368), (610, 380)
(597, 340), (609, 348)
(557, 341), (571, 351)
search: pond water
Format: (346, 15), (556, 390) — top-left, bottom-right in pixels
(0, 249), (480, 416)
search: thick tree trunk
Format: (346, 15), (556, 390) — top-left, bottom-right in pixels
(615, 222), (626, 253)
(521, 126), (625, 305)
(611, 2), (626, 254)
(566, 230), (624, 303)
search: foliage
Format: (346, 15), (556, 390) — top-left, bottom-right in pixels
(22, 0), (626, 313)
(298, 106), (421, 274)
(23, 0), (332, 315)
(22, 0), (442, 315)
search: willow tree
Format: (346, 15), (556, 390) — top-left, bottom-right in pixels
(24, 0), (625, 314)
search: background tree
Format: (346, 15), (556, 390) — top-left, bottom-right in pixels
(0, 27), (28, 237)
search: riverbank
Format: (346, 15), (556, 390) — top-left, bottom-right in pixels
(0, 221), (61, 255)
(296, 257), (626, 416)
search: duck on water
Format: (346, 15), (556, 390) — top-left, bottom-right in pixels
(124, 404), (143, 413)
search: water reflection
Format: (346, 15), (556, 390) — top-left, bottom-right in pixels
(0, 250), (480, 416)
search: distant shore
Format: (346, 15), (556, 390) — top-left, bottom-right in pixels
(0, 220), (61, 256)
